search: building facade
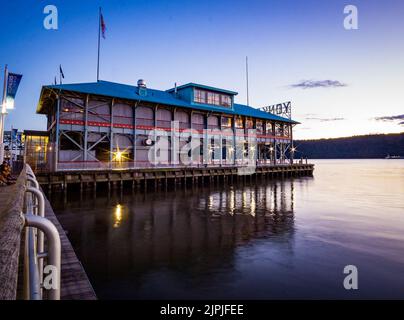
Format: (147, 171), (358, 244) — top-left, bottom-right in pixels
(23, 130), (49, 173)
(36, 80), (298, 172)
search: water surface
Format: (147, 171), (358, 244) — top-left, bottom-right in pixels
(51, 160), (404, 299)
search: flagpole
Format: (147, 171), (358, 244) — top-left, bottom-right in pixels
(0, 64), (8, 163)
(246, 56), (249, 106)
(97, 7), (101, 82)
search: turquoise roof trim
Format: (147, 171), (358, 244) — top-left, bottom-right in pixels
(39, 80), (298, 124)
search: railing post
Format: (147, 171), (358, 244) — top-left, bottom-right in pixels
(23, 214), (61, 300)
(25, 187), (45, 283)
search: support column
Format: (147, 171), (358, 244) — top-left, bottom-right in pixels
(204, 114), (209, 166)
(154, 105), (158, 167)
(133, 101), (138, 169)
(109, 98), (115, 168)
(83, 94), (89, 161)
(54, 94), (61, 172)
(219, 115), (223, 167)
(232, 116), (236, 166)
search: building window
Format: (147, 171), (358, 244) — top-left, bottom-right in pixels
(220, 95), (231, 107)
(266, 121), (274, 135)
(213, 93), (220, 105)
(221, 117), (232, 128)
(275, 123), (284, 136)
(194, 89), (206, 104)
(256, 121), (263, 133)
(207, 92), (214, 104)
(235, 117), (244, 128)
(194, 89), (232, 108)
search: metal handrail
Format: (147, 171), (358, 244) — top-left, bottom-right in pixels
(22, 164), (61, 300)
(26, 177), (39, 189)
(25, 187), (45, 283)
(24, 221), (41, 300)
(23, 214), (61, 300)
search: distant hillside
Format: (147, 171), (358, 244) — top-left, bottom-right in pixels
(295, 133), (404, 159)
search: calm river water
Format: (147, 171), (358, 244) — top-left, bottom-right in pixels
(50, 160), (404, 299)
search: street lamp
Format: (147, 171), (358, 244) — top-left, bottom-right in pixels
(0, 65), (23, 163)
(291, 147), (296, 164)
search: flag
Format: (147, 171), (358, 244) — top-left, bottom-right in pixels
(59, 65), (65, 78)
(100, 12), (106, 39)
(11, 128), (18, 141)
(5, 73), (22, 109)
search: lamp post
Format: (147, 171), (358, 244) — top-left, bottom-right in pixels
(269, 146), (274, 165)
(0, 65), (8, 163)
(291, 147), (296, 165)
(0, 66), (22, 163)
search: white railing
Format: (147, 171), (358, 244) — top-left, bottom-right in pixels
(55, 159), (303, 171)
(22, 165), (61, 300)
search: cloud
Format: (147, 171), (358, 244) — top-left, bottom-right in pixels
(374, 114), (404, 122)
(290, 80), (347, 89)
(305, 117), (345, 122)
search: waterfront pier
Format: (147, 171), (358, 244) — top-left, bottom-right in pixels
(36, 163), (314, 193)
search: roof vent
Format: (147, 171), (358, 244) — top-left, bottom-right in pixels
(137, 79), (146, 88)
(137, 79), (147, 96)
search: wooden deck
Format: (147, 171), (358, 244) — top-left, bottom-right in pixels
(0, 177), (25, 300)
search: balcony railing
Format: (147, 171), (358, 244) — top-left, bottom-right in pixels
(55, 158), (297, 171)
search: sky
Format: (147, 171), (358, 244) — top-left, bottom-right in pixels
(0, 0), (403, 139)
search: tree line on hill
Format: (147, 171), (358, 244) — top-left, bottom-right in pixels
(294, 133), (404, 159)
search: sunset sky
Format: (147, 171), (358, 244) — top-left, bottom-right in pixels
(0, 0), (403, 139)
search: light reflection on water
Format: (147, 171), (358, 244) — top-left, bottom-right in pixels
(51, 160), (404, 299)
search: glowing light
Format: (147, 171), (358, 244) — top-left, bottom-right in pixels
(36, 146), (42, 151)
(250, 190), (256, 216)
(208, 195), (213, 210)
(242, 191), (247, 208)
(115, 151), (122, 161)
(229, 190), (235, 215)
(291, 147), (296, 152)
(113, 204), (123, 228)
(269, 147), (274, 151)
(112, 145), (129, 162)
(5, 99), (14, 110)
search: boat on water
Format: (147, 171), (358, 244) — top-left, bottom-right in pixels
(385, 154), (404, 159)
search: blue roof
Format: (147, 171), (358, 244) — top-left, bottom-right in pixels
(38, 80), (298, 124)
(166, 83), (238, 96)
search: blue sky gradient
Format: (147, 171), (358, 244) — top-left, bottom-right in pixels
(1, 0), (403, 138)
